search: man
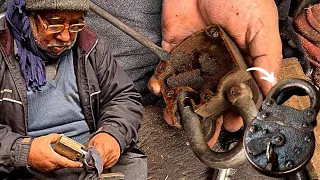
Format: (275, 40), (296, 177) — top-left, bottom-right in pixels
(0, 0), (146, 179)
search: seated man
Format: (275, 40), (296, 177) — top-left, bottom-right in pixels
(0, 0), (146, 179)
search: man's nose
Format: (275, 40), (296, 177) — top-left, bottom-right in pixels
(56, 28), (71, 42)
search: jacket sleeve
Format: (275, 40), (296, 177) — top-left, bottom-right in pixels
(0, 53), (32, 175)
(92, 39), (144, 153)
(0, 125), (32, 176)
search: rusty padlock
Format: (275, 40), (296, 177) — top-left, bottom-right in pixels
(244, 78), (320, 177)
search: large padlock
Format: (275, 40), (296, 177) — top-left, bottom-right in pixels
(244, 78), (320, 177)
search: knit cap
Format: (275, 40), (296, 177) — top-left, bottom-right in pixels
(25, 0), (89, 12)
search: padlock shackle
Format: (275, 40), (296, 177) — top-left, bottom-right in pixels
(267, 78), (320, 112)
(177, 83), (258, 169)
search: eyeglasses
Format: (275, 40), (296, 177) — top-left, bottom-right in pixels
(36, 14), (86, 34)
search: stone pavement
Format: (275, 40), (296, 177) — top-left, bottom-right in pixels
(139, 103), (280, 180)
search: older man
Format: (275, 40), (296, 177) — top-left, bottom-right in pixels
(0, 0), (146, 179)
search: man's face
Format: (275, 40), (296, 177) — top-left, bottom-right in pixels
(30, 10), (85, 56)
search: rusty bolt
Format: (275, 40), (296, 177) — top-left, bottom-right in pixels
(167, 90), (174, 98)
(231, 88), (240, 96)
(157, 64), (166, 73)
(208, 27), (219, 38)
(204, 94), (211, 101)
(249, 125), (257, 133)
(212, 30), (219, 38)
(231, 88), (239, 95)
(274, 135), (284, 144)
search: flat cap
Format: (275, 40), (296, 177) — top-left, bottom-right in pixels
(26, 0), (89, 12)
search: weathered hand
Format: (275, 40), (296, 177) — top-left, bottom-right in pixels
(88, 133), (120, 169)
(27, 134), (83, 173)
(149, 0), (282, 144)
(157, 0), (282, 95)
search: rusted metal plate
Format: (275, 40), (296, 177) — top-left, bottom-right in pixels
(155, 26), (262, 128)
(278, 58), (320, 179)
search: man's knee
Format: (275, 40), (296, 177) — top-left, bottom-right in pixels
(110, 147), (147, 180)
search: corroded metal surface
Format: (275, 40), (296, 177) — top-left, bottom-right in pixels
(178, 83), (259, 169)
(244, 78), (320, 177)
(154, 26), (262, 129)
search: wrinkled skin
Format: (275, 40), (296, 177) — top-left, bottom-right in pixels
(29, 10), (82, 56)
(28, 134), (83, 173)
(88, 132), (121, 169)
(149, 0), (282, 145)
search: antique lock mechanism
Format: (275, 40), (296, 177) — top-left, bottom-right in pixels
(244, 78), (320, 176)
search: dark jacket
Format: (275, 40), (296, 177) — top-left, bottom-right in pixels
(0, 17), (143, 176)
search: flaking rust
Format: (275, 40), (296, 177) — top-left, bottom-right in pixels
(154, 25), (263, 129)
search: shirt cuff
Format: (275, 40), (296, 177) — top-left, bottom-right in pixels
(12, 138), (33, 170)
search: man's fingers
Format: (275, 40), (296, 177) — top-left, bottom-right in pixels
(148, 75), (161, 96)
(104, 153), (119, 169)
(251, 52), (281, 96)
(46, 133), (62, 144)
(94, 145), (108, 164)
(245, 1), (282, 96)
(251, 68), (278, 96)
(223, 111), (243, 132)
(53, 154), (83, 168)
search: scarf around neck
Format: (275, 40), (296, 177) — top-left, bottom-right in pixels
(5, 0), (71, 90)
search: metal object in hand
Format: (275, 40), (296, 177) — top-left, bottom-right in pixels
(53, 135), (87, 161)
(244, 78), (320, 177)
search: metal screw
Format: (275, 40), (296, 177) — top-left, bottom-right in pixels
(274, 136), (283, 144)
(158, 64), (166, 73)
(204, 94), (211, 101)
(213, 31), (219, 38)
(249, 125), (257, 133)
(286, 161), (294, 169)
(208, 28), (219, 38)
(167, 90), (174, 98)
(305, 136), (311, 142)
(231, 88), (239, 96)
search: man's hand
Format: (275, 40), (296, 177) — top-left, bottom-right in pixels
(88, 133), (120, 169)
(160, 0), (282, 95)
(27, 134), (83, 173)
(149, 0), (282, 141)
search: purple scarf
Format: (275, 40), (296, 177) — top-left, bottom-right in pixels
(5, 0), (70, 89)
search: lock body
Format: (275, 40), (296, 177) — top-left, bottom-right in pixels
(244, 78), (320, 177)
(53, 135), (86, 161)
